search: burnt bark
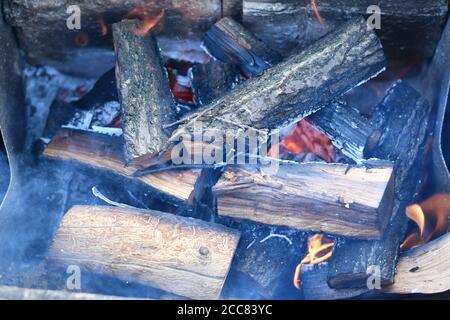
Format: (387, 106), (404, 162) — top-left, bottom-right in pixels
(203, 17), (282, 77)
(327, 81), (434, 289)
(113, 19), (177, 162)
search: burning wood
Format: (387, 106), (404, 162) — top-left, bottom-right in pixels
(293, 234), (334, 289)
(44, 129), (200, 202)
(328, 81), (434, 289)
(203, 17), (282, 78)
(213, 160), (395, 239)
(168, 18), (385, 145)
(48, 206), (240, 300)
(113, 19), (177, 161)
(400, 194), (450, 251)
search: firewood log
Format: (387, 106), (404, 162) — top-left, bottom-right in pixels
(242, 0), (448, 60)
(3, 0), (243, 76)
(47, 206), (240, 300)
(213, 160), (395, 239)
(43, 129), (200, 202)
(327, 81), (434, 289)
(203, 17), (282, 77)
(384, 233), (450, 295)
(112, 19), (177, 162)
(169, 18), (385, 142)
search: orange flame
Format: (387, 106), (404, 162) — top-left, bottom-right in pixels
(98, 16), (109, 36)
(126, 7), (164, 37)
(268, 120), (336, 163)
(400, 194), (450, 251)
(310, 0), (325, 26)
(293, 234), (334, 289)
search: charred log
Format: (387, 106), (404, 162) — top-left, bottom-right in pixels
(203, 17), (282, 77)
(327, 81), (434, 289)
(43, 129), (200, 202)
(242, 0), (448, 60)
(213, 160), (395, 239)
(169, 18), (385, 143)
(113, 19), (177, 162)
(48, 205), (240, 300)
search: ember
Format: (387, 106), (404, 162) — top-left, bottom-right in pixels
(293, 234), (334, 289)
(310, 0), (325, 26)
(400, 194), (450, 251)
(125, 7), (164, 37)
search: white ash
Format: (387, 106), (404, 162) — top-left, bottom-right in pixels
(92, 187), (137, 210)
(90, 101), (121, 127)
(62, 110), (94, 131)
(91, 126), (123, 137)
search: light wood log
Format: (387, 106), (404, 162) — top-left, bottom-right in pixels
(43, 129), (200, 201)
(113, 19), (177, 161)
(384, 233), (450, 295)
(48, 205), (240, 300)
(213, 160), (395, 239)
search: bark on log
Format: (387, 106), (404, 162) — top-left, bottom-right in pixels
(113, 19), (177, 162)
(242, 0), (448, 60)
(48, 205), (240, 300)
(307, 101), (374, 163)
(43, 129), (200, 202)
(3, 0), (242, 76)
(213, 160), (395, 239)
(327, 81), (434, 289)
(170, 18), (385, 141)
(191, 60), (241, 106)
(203, 17), (282, 78)
(384, 233), (450, 295)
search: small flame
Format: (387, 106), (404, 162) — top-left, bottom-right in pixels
(293, 234), (334, 289)
(98, 16), (109, 36)
(310, 0), (325, 26)
(400, 194), (450, 251)
(268, 120), (336, 163)
(126, 7), (164, 37)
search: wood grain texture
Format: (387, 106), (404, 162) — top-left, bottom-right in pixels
(213, 160), (395, 239)
(170, 18), (385, 140)
(384, 233), (450, 295)
(48, 206), (240, 300)
(43, 129), (200, 201)
(113, 20), (177, 161)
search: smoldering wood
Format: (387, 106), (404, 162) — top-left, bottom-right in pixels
(383, 233), (450, 295)
(43, 129), (200, 202)
(48, 205), (240, 300)
(242, 0), (448, 60)
(113, 19), (177, 162)
(213, 160), (395, 239)
(191, 60), (241, 106)
(307, 101), (374, 163)
(3, 0), (242, 76)
(328, 81), (434, 289)
(170, 18), (385, 142)
(203, 17), (282, 77)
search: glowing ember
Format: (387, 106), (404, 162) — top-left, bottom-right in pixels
(167, 67), (194, 103)
(400, 194), (450, 251)
(310, 0), (325, 26)
(74, 32), (89, 47)
(126, 8), (164, 37)
(269, 120), (336, 163)
(293, 234), (334, 289)
(98, 17), (109, 36)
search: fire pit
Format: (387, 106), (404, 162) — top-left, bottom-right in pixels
(0, 0), (449, 300)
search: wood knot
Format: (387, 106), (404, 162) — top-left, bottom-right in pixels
(199, 246), (210, 256)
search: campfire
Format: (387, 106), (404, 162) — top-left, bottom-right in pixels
(0, 0), (449, 300)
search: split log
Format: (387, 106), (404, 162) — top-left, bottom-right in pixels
(384, 233), (450, 295)
(203, 17), (282, 77)
(213, 160), (395, 239)
(112, 19), (177, 162)
(307, 102), (374, 163)
(43, 129), (200, 202)
(242, 0), (448, 60)
(191, 60), (241, 106)
(4, 0), (242, 76)
(170, 18), (385, 142)
(48, 206), (240, 300)
(327, 81), (434, 289)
